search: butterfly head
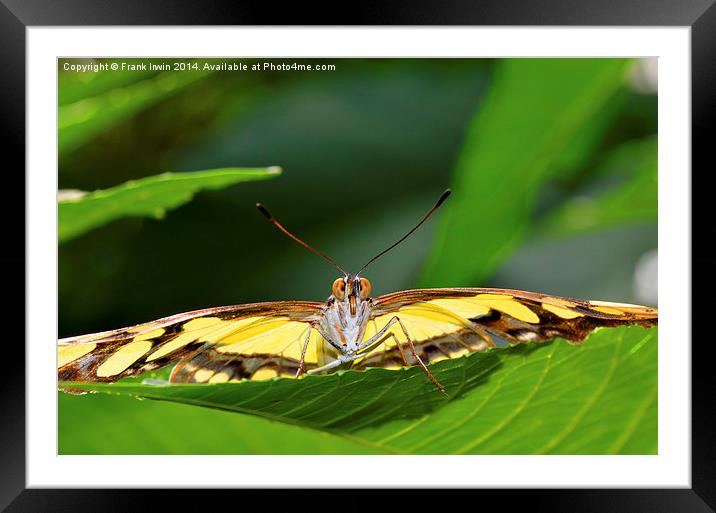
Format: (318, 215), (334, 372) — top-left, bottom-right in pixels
(332, 275), (372, 316)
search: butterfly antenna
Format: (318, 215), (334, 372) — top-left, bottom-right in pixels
(356, 188), (451, 275)
(256, 203), (348, 276)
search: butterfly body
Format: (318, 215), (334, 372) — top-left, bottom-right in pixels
(321, 276), (372, 355)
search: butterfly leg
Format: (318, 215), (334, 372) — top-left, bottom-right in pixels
(387, 316), (446, 394)
(296, 324), (317, 378)
(299, 323), (346, 376)
(388, 333), (410, 366)
(353, 319), (428, 370)
(370, 332), (409, 366)
(306, 357), (345, 375)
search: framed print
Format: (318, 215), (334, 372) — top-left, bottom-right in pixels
(53, 55), (663, 459)
(2, 0), (713, 511)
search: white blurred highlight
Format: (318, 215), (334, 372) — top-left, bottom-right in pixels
(628, 58), (658, 94)
(634, 248), (658, 305)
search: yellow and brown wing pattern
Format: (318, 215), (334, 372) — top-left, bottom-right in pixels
(58, 301), (324, 384)
(355, 288), (657, 370)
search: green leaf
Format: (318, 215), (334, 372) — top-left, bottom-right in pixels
(59, 392), (380, 455)
(537, 136), (657, 237)
(59, 68), (210, 154)
(61, 325), (657, 454)
(419, 59), (632, 287)
(58, 167), (282, 243)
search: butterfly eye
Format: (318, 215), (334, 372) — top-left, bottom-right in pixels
(359, 278), (372, 299)
(332, 278), (346, 300)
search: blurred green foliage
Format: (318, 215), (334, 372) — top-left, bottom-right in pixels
(58, 57), (657, 455)
(59, 68), (211, 154)
(537, 136), (657, 237)
(58, 167), (281, 242)
(420, 59), (634, 286)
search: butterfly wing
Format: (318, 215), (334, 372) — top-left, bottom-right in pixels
(354, 288), (657, 370)
(58, 301), (325, 384)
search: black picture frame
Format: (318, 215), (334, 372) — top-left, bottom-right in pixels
(2, 1), (711, 511)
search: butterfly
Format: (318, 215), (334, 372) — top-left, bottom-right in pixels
(58, 189), (658, 392)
